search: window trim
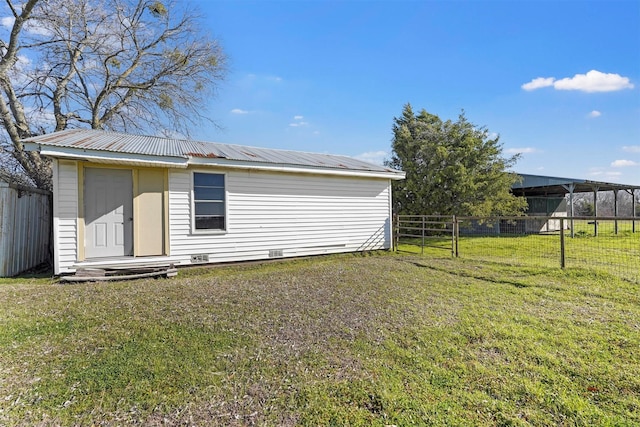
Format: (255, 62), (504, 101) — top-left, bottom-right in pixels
(191, 170), (227, 235)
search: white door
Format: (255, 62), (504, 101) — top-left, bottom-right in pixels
(84, 168), (133, 258)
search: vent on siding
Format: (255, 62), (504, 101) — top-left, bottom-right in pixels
(191, 254), (209, 263)
(268, 249), (283, 258)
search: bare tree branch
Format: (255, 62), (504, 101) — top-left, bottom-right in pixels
(0, 0), (227, 189)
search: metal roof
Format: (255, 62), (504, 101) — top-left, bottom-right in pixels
(512, 173), (640, 197)
(23, 129), (404, 177)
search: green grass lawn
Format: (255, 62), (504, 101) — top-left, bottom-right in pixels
(1, 252), (638, 426)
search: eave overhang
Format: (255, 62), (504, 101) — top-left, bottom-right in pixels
(25, 142), (406, 180)
(25, 143), (189, 168)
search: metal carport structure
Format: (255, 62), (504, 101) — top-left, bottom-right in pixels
(511, 174), (640, 236)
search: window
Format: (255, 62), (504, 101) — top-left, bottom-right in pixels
(193, 172), (225, 231)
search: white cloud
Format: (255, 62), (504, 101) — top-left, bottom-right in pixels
(25, 22), (53, 37)
(16, 55), (31, 66)
(1, 16), (53, 36)
(7, 54), (34, 86)
(521, 77), (555, 91)
(230, 108), (249, 114)
(1, 16), (14, 28)
(289, 115), (308, 127)
(24, 106), (56, 130)
(353, 150), (388, 165)
(555, 70), (633, 92)
(622, 145), (640, 153)
(611, 159), (638, 167)
(521, 70), (634, 93)
(588, 168), (622, 179)
(587, 110), (601, 118)
(505, 147), (537, 154)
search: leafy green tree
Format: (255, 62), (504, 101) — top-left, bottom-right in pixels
(386, 103), (527, 216)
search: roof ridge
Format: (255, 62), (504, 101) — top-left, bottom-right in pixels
(75, 129), (370, 162)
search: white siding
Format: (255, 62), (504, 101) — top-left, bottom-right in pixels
(169, 168), (392, 265)
(54, 160), (79, 274)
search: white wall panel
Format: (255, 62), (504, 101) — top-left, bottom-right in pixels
(168, 168), (392, 265)
(54, 160), (79, 274)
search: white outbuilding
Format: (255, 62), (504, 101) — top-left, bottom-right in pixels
(24, 129), (405, 275)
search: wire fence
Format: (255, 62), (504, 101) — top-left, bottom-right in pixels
(395, 215), (640, 282)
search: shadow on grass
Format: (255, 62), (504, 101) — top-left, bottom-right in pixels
(1, 262), (53, 281)
(403, 259), (534, 289)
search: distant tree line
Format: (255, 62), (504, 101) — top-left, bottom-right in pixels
(572, 191), (639, 217)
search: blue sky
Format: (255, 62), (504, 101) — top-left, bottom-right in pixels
(190, 0), (640, 185)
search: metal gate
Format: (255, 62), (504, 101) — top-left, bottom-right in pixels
(394, 215), (457, 256)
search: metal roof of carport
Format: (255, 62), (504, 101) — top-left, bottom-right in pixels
(512, 173), (640, 197)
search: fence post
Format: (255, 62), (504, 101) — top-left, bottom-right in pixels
(421, 216), (425, 255)
(392, 214), (397, 252)
(560, 217), (565, 269)
(451, 215), (455, 257)
(614, 190), (619, 235)
(593, 187), (599, 237)
(453, 216), (459, 257)
(633, 189), (636, 233)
